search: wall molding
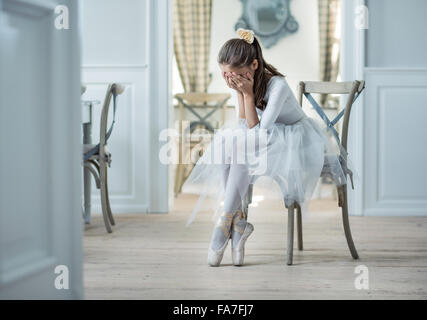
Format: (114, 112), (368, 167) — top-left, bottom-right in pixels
(90, 205), (150, 215)
(365, 67), (427, 73)
(363, 69), (427, 216)
(80, 0), (171, 214)
(365, 208), (427, 217)
(82, 68), (150, 214)
(82, 64), (149, 70)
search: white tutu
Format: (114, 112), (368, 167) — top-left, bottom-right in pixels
(183, 113), (358, 225)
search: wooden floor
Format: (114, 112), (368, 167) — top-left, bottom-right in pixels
(84, 193), (427, 299)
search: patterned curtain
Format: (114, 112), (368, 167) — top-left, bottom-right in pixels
(173, 0), (212, 93)
(318, 0), (340, 105)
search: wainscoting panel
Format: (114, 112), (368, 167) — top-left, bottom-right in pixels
(82, 66), (150, 213)
(363, 69), (427, 216)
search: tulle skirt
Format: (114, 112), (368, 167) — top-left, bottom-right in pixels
(183, 115), (357, 225)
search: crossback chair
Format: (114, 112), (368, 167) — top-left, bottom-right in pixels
(242, 80), (366, 265)
(83, 83), (126, 233)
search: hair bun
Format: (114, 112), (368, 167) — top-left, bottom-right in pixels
(237, 28), (255, 44)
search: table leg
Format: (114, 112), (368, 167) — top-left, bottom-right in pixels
(83, 122), (92, 224)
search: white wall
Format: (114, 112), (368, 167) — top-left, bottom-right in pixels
(81, 0), (170, 213)
(366, 0), (427, 68)
(342, 0), (427, 216)
(82, 0), (148, 66)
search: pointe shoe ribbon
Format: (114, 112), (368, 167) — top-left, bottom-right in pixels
(215, 212), (234, 238)
(232, 210), (247, 234)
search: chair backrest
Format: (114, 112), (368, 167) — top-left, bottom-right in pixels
(83, 83), (126, 162)
(297, 80), (365, 151)
(99, 83), (126, 147)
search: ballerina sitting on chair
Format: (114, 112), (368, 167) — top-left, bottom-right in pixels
(184, 29), (350, 267)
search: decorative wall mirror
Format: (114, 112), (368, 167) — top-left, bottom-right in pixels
(235, 0), (299, 48)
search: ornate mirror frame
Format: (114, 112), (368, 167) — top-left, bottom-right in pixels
(235, 0), (299, 48)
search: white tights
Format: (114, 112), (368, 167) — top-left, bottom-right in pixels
(221, 164), (249, 214)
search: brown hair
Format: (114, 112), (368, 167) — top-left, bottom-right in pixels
(217, 37), (284, 110)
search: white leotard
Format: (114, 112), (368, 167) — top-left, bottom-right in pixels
(231, 76), (306, 129)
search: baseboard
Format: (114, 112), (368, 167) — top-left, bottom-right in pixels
(91, 204), (150, 214)
(364, 207), (427, 217)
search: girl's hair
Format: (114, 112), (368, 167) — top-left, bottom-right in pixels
(217, 37), (284, 110)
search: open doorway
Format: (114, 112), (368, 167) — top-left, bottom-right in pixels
(171, 0), (344, 213)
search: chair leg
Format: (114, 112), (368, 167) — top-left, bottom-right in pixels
(341, 186), (359, 259)
(104, 167), (115, 226)
(100, 163), (112, 233)
(83, 163), (92, 224)
(174, 163), (186, 197)
(296, 203), (303, 251)
(286, 203), (295, 265)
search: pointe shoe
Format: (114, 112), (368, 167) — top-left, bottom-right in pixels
(231, 210), (254, 266)
(208, 238), (229, 267)
(207, 212), (233, 267)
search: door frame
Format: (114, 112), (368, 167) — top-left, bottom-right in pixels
(147, 0), (173, 213)
(340, 0), (366, 216)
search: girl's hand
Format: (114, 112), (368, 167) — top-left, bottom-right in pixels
(230, 72), (254, 97)
(223, 72), (241, 93)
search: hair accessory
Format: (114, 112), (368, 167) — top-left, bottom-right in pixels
(237, 28), (255, 44)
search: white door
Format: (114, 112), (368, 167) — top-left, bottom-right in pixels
(0, 0), (83, 298)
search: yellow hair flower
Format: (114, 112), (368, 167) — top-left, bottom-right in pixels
(237, 28), (255, 44)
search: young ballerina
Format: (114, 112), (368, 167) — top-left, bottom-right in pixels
(184, 29), (350, 267)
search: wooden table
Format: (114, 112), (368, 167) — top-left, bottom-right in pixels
(173, 93), (231, 196)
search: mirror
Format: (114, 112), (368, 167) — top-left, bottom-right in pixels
(235, 0), (298, 48)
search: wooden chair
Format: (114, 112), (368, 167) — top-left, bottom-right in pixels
(242, 80), (365, 265)
(83, 83), (126, 233)
(174, 93), (231, 196)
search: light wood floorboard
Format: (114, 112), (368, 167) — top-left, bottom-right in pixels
(84, 193), (427, 299)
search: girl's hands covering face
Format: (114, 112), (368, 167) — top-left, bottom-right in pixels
(231, 72), (254, 96)
(222, 71), (240, 92)
(222, 71), (254, 96)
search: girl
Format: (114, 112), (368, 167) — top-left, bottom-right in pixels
(184, 29), (350, 267)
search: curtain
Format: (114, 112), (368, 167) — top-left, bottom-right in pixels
(318, 0), (340, 106)
(173, 0), (212, 93)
